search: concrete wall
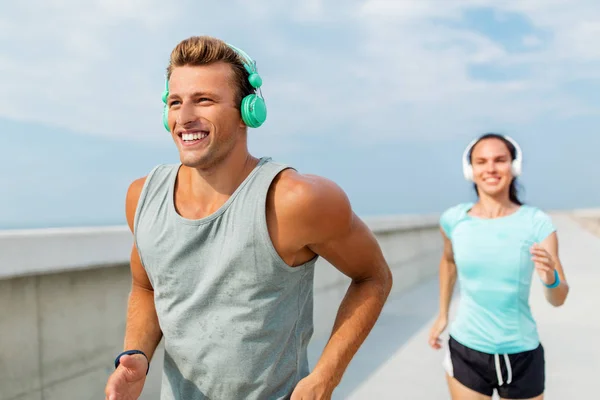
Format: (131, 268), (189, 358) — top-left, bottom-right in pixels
(0, 214), (443, 400)
(570, 208), (600, 237)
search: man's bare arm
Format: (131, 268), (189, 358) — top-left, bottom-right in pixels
(279, 174), (393, 390)
(311, 214), (392, 388)
(123, 178), (163, 362)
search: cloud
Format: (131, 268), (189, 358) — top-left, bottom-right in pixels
(346, 0), (600, 141)
(522, 35), (543, 47)
(0, 0), (176, 141)
(1, 0), (599, 146)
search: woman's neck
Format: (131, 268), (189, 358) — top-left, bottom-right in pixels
(471, 195), (520, 218)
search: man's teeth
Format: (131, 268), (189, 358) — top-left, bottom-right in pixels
(182, 132), (208, 141)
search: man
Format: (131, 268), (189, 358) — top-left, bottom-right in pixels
(104, 35), (393, 400)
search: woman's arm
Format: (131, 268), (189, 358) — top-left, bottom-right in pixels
(531, 232), (569, 307)
(438, 228), (458, 319)
(429, 228), (458, 349)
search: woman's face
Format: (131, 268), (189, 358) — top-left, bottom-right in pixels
(470, 138), (514, 198)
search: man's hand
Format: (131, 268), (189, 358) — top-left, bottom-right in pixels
(290, 372), (334, 400)
(104, 354), (148, 400)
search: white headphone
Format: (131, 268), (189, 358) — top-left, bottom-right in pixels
(462, 134), (523, 181)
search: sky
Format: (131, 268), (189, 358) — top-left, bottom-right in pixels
(1, 0), (599, 230)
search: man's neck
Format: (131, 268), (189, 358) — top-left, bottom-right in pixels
(176, 150), (260, 215)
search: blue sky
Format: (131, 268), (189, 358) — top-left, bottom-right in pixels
(1, 0), (599, 229)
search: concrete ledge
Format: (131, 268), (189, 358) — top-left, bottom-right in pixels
(363, 213), (440, 233)
(0, 226), (132, 279)
(0, 214), (440, 280)
(567, 208), (600, 238)
(566, 207), (600, 218)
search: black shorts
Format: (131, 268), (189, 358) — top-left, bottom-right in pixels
(444, 335), (545, 399)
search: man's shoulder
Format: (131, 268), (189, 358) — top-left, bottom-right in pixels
(126, 163), (178, 196)
(125, 163), (175, 229)
(269, 169), (353, 238)
(127, 176), (147, 202)
(271, 169), (349, 212)
(125, 164), (166, 203)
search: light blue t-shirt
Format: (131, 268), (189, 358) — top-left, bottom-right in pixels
(440, 202), (556, 355)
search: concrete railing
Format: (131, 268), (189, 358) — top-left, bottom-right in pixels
(569, 208), (600, 237)
(0, 214), (443, 400)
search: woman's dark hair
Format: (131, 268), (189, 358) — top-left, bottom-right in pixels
(468, 133), (523, 205)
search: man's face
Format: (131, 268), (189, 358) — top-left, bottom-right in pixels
(165, 62), (246, 169)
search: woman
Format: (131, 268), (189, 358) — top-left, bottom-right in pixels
(428, 133), (570, 400)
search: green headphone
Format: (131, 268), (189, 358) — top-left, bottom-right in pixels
(161, 43), (267, 131)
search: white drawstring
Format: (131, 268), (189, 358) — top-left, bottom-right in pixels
(494, 354), (503, 386)
(494, 353), (513, 386)
(504, 354), (513, 384)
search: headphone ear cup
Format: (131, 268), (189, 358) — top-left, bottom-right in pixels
(161, 89), (170, 132)
(241, 94), (267, 128)
(163, 104), (170, 132)
(462, 160), (473, 181)
(512, 160), (522, 177)
(464, 165), (474, 181)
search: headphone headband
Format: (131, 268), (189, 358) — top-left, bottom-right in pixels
(226, 43), (263, 91)
(226, 43), (257, 76)
(462, 134), (523, 181)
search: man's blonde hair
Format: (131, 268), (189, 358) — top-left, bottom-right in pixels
(166, 36), (254, 108)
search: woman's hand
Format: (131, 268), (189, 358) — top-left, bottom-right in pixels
(530, 243), (557, 286)
(428, 315), (448, 350)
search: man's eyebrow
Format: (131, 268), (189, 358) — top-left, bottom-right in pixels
(168, 91), (221, 100)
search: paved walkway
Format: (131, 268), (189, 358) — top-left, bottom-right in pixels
(334, 214), (600, 399)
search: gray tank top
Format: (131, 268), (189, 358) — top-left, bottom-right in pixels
(133, 157), (317, 400)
